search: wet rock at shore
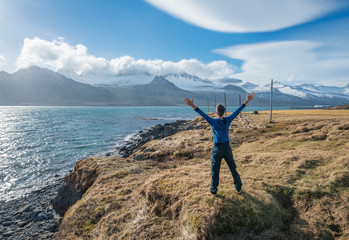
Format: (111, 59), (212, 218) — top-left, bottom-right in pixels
(116, 119), (204, 157)
(0, 178), (65, 240)
(0, 119), (203, 239)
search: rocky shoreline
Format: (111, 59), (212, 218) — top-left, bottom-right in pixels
(115, 119), (204, 158)
(0, 119), (198, 240)
(0, 177), (65, 240)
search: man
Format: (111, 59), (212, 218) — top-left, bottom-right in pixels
(184, 92), (255, 196)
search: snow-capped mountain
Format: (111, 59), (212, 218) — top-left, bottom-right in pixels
(58, 70), (155, 86)
(240, 82), (259, 92)
(345, 83), (349, 95)
(213, 78), (243, 86)
(161, 73), (215, 91)
(56, 68), (348, 105)
(1, 66), (348, 106)
(245, 81), (349, 100)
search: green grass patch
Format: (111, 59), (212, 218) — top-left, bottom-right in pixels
(263, 123), (289, 133)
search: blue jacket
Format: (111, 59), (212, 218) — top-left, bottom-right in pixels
(195, 104), (246, 144)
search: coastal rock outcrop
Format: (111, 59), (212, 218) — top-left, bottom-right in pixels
(52, 157), (100, 216)
(116, 119), (205, 157)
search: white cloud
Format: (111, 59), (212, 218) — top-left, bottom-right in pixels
(0, 55), (5, 66)
(215, 40), (349, 86)
(146, 0), (346, 32)
(16, 37), (236, 83)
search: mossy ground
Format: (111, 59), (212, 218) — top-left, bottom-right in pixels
(55, 109), (349, 240)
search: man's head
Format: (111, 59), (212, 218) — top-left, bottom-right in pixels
(215, 104), (225, 117)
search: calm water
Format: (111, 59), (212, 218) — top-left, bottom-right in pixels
(0, 105), (286, 202)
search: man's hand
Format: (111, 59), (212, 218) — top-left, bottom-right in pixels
(184, 97), (197, 109)
(244, 92), (255, 105)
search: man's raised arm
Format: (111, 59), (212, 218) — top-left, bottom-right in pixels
(226, 92), (255, 122)
(184, 97), (214, 125)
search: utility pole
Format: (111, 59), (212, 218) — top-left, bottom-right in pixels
(239, 94), (242, 118)
(207, 97), (209, 112)
(214, 96), (216, 107)
(270, 79), (273, 123)
(224, 93), (227, 116)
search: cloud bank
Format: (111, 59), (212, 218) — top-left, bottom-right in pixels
(146, 0), (346, 32)
(15, 37), (349, 87)
(0, 55), (5, 66)
(215, 40), (349, 86)
(16, 37), (235, 83)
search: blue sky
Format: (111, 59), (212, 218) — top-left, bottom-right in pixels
(1, 0), (349, 86)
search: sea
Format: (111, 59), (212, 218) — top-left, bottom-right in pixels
(0, 105), (287, 202)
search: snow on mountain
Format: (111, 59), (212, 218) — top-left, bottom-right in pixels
(57, 68), (348, 101)
(161, 73), (215, 91)
(315, 85), (348, 95)
(293, 84), (328, 98)
(294, 83), (349, 98)
(295, 83), (320, 92)
(240, 82), (259, 92)
(58, 70), (155, 85)
(345, 83), (349, 95)
(278, 86), (307, 98)
(213, 78), (243, 87)
(110, 73), (155, 86)
(253, 81), (307, 99)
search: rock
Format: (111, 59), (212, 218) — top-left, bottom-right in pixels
(2, 220), (13, 226)
(52, 162), (99, 217)
(116, 120), (204, 158)
(17, 220), (28, 227)
(28, 211), (38, 220)
(39, 232), (55, 239)
(133, 154), (143, 161)
(16, 204), (31, 215)
(35, 213), (47, 221)
(3, 230), (15, 237)
(3, 216), (12, 221)
(164, 125), (173, 137)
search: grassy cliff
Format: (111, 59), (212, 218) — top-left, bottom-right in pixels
(54, 109), (349, 240)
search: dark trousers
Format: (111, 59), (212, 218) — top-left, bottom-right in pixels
(210, 142), (242, 194)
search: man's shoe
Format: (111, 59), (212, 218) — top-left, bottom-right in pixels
(234, 185), (242, 194)
(208, 191), (217, 197)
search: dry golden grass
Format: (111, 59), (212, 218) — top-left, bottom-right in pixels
(55, 110), (349, 240)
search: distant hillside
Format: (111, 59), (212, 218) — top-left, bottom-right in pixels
(329, 104), (349, 109)
(0, 67), (248, 106)
(0, 66), (348, 106)
(0, 67), (203, 106)
(0, 66), (119, 105)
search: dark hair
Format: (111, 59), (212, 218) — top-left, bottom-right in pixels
(216, 104), (225, 117)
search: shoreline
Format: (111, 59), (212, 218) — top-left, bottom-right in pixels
(0, 118), (197, 240)
(0, 177), (65, 239)
(115, 119), (204, 158)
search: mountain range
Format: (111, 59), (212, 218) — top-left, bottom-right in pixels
(0, 66), (348, 106)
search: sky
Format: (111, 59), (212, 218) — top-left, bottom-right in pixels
(0, 0), (349, 86)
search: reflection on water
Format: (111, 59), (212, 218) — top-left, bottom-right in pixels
(0, 106), (198, 202)
(0, 105), (289, 202)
